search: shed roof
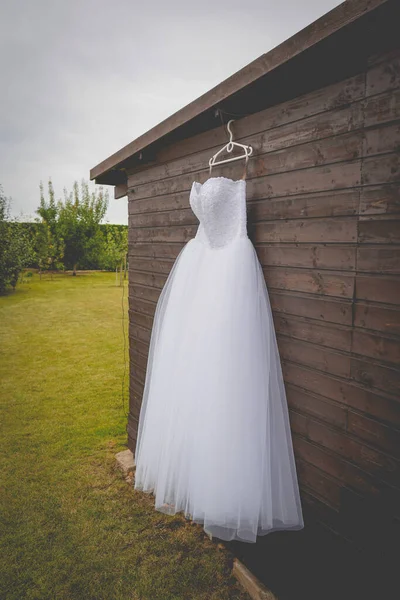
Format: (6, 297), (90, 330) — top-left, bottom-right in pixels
(90, 0), (392, 191)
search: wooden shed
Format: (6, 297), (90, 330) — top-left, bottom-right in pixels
(91, 0), (399, 595)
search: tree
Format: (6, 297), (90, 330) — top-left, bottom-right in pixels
(33, 222), (61, 278)
(35, 179), (64, 274)
(58, 179), (109, 275)
(101, 226), (128, 285)
(0, 185), (34, 294)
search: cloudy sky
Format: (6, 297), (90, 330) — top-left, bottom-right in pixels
(1, 0), (342, 225)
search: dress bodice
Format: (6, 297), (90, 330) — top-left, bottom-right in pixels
(189, 176), (248, 249)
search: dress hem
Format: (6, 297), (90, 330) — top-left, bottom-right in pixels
(133, 483), (304, 543)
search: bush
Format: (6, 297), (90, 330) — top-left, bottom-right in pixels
(0, 186), (34, 294)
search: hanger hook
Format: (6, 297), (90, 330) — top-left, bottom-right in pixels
(226, 119), (235, 153)
(226, 120), (234, 141)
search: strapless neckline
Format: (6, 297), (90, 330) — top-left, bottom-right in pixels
(189, 174), (248, 249)
(192, 176), (246, 187)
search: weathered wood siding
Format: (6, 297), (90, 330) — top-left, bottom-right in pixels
(127, 47), (400, 548)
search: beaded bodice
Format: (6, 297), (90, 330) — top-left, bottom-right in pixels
(189, 177), (248, 249)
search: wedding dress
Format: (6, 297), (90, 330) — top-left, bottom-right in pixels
(133, 176), (304, 543)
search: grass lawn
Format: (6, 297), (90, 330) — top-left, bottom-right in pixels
(0, 271), (248, 600)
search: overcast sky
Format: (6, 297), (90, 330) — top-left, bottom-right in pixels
(1, 0), (342, 225)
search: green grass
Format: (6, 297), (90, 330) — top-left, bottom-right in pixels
(0, 271), (247, 600)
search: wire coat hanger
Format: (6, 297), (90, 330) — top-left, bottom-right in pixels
(209, 120), (253, 176)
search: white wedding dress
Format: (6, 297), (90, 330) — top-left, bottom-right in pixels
(133, 176), (304, 543)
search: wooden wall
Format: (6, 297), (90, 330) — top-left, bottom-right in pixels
(126, 47), (400, 552)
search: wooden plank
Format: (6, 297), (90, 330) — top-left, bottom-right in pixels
(282, 362), (400, 426)
(232, 559), (277, 600)
(129, 190), (190, 216)
(130, 401), (143, 424)
(130, 372), (145, 396)
(366, 53), (400, 96)
(127, 411), (139, 433)
(129, 309), (154, 331)
(363, 121), (400, 157)
(358, 218), (400, 244)
(350, 356), (400, 398)
(130, 364), (147, 389)
(128, 242), (184, 259)
(293, 436), (381, 496)
(286, 384), (347, 430)
(240, 103), (362, 174)
(264, 267), (355, 298)
(129, 283), (161, 304)
(270, 291), (353, 325)
(354, 302), (400, 335)
(352, 329), (400, 365)
(129, 323), (151, 345)
(114, 183), (127, 199)
(129, 225), (197, 244)
(289, 409), (308, 436)
(129, 270), (166, 290)
(129, 336), (150, 358)
(129, 207), (197, 228)
(273, 315), (352, 352)
(356, 275), (400, 305)
(295, 458), (341, 508)
(129, 368), (146, 392)
(359, 184), (400, 216)
(129, 399), (141, 423)
(363, 88), (400, 127)
(277, 336), (350, 378)
(130, 349), (148, 372)
(255, 104), (363, 158)
(130, 373), (144, 394)
(128, 176), (193, 204)
(362, 153), (400, 187)
(250, 189), (359, 223)
(130, 361), (146, 386)
(253, 217), (358, 244)
(347, 411), (400, 458)
(130, 353), (148, 382)
(357, 246), (400, 274)
(255, 243), (356, 271)
(128, 296), (156, 317)
(243, 159), (362, 200)
(305, 419), (400, 487)
(130, 386), (144, 418)
(129, 257), (174, 276)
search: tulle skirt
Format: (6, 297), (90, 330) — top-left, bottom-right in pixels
(133, 235), (304, 543)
